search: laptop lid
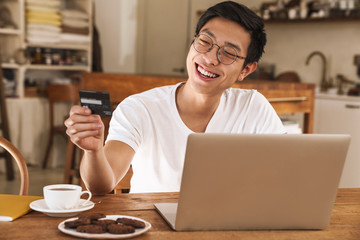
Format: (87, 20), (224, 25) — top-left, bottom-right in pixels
(155, 133), (350, 231)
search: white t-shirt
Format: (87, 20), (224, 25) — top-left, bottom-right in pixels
(106, 83), (286, 193)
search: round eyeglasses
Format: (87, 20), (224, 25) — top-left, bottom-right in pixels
(193, 34), (246, 65)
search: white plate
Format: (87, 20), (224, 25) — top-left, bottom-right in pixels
(58, 215), (151, 239)
(30, 199), (95, 217)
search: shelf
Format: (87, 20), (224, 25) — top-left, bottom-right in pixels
(25, 64), (89, 71)
(3, 0), (93, 98)
(264, 16), (360, 24)
(26, 42), (91, 51)
(1, 63), (20, 69)
(0, 28), (21, 35)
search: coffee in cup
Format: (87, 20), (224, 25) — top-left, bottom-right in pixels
(43, 184), (92, 210)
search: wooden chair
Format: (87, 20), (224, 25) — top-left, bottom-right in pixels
(0, 136), (29, 195)
(0, 60), (14, 180)
(42, 84), (80, 169)
(64, 73), (185, 193)
(63, 138), (82, 186)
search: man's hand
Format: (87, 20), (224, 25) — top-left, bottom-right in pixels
(64, 105), (104, 151)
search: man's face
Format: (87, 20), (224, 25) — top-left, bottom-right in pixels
(186, 17), (256, 96)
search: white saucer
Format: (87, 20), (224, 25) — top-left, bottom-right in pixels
(30, 199), (95, 217)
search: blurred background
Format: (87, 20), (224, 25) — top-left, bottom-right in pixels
(1, 0), (360, 195)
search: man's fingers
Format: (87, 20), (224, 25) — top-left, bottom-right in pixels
(69, 105), (92, 117)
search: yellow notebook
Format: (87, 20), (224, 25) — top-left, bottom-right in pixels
(0, 194), (43, 221)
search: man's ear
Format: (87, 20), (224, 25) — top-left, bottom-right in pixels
(237, 62), (257, 82)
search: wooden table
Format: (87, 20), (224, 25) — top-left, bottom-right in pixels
(1, 189), (360, 239)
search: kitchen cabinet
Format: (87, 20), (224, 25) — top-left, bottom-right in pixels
(314, 94), (360, 188)
(263, 17), (360, 24)
(0, 0), (92, 98)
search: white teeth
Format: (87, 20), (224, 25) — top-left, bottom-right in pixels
(197, 65), (218, 78)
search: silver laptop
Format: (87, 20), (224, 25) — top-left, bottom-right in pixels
(154, 133), (350, 231)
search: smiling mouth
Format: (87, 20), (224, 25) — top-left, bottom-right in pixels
(196, 64), (219, 79)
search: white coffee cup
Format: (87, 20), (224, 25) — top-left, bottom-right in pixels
(43, 184), (92, 210)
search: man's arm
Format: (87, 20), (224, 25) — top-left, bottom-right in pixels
(65, 105), (135, 195)
(80, 140), (134, 195)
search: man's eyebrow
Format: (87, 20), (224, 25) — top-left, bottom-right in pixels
(201, 29), (216, 39)
(225, 42), (241, 52)
(200, 28), (242, 52)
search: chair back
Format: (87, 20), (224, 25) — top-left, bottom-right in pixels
(81, 73), (184, 101)
(81, 72), (186, 193)
(47, 84), (80, 127)
(0, 136), (29, 195)
(42, 84), (80, 169)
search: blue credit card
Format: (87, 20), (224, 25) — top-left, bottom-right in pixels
(79, 90), (112, 116)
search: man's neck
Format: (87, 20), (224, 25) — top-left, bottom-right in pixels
(175, 82), (222, 132)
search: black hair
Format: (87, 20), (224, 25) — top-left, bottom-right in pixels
(195, 1), (266, 67)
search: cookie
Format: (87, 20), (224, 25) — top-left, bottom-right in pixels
(116, 217), (145, 228)
(92, 219), (117, 231)
(78, 213), (106, 220)
(107, 224), (135, 234)
(76, 224), (106, 234)
(64, 218), (91, 229)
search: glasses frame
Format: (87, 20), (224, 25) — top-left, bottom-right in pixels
(193, 34), (246, 65)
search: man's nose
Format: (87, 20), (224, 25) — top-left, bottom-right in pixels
(204, 45), (220, 66)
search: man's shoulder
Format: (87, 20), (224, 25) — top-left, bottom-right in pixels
(223, 87), (268, 104)
(142, 83), (180, 95)
(123, 83), (180, 104)
(225, 87), (258, 96)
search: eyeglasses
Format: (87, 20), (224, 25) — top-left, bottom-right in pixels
(193, 34), (246, 65)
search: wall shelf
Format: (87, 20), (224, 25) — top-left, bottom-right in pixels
(0, 28), (21, 35)
(0, 0), (93, 98)
(26, 42), (91, 51)
(25, 64), (89, 71)
(1, 63), (20, 69)
(264, 16), (360, 24)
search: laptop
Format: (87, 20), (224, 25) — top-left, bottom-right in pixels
(154, 133), (351, 231)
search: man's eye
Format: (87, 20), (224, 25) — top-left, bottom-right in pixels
(222, 47), (237, 58)
(199, 39), (211, 46)
(224, 51), (236, 58)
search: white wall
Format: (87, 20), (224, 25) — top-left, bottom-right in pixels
(263, 20), (360, 85)
(95, 0), (360, 86)
(94, 0), (138, 73)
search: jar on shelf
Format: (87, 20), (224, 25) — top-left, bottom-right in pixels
(64, 50), (72, 65)
(44, 48), (52, 65)
(33, 48), (43, 64)
(52, 51), (61, 65)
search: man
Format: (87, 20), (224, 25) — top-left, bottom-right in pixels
(65, 1), (286, 195)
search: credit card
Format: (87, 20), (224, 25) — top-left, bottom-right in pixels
(79, 90), (112, 116)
